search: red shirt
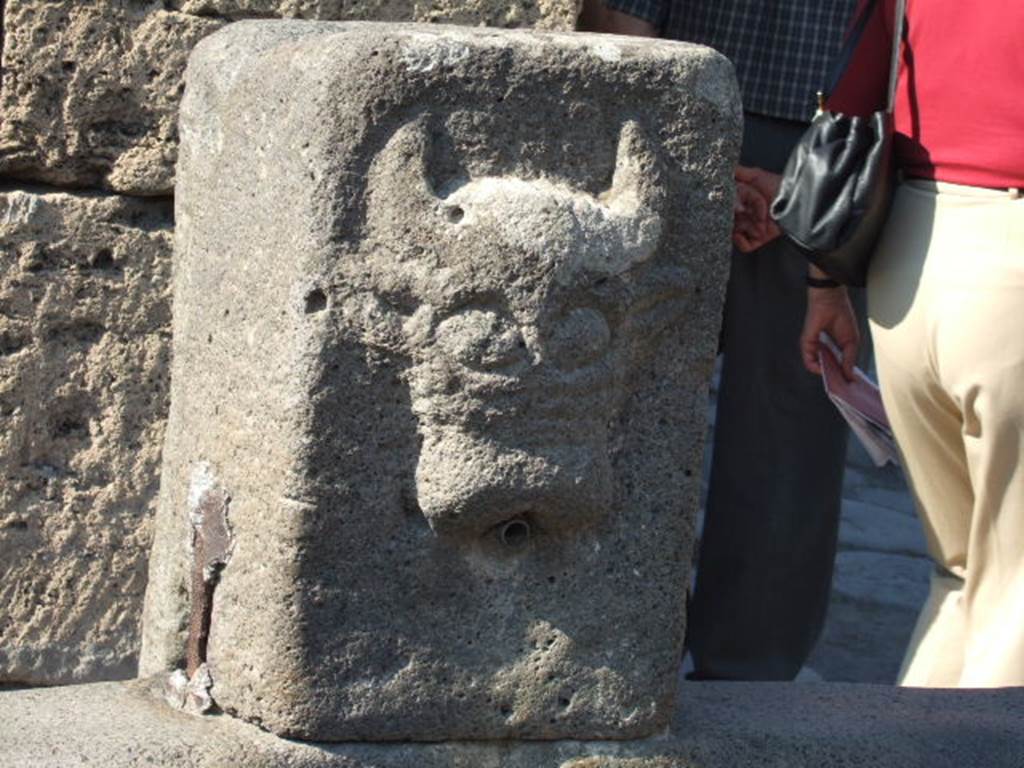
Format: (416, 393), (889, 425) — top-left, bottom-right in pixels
(828, 0), (1024, 189)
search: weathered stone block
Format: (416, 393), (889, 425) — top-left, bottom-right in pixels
(0, 190), (174, 684)
(0, 1), (225, 195)
(0, 0), (578, 196)
(140, 22), (739, 741)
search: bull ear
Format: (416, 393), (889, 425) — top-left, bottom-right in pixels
(368, 120), (438, 206)
(602, 120), (663, 214)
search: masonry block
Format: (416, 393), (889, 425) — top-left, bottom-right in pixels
(0, 0), (579, 196)
(139, 21), (740, 741)
(0, 190), (173, 684)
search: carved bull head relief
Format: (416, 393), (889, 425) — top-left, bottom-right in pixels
(344, 120), (687, 541)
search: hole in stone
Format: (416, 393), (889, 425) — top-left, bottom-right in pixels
(446, 206), (464, 224)
(91, 248), (114, 268)
(53, 414), (87, 438)
(4, 520), (28, 531)
(498, 517), (531, 548)
(304, 289), (327, 314)
(0, 333), (29, 356)
(558, 696), (571, 708)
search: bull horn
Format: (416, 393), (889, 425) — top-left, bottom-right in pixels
(602, 120), (663, 216)
(368, 120), (438, 207)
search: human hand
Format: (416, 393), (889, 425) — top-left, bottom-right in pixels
(733, 181), (776, 252)
(800, 280), (860, 380)
(736, 165), (782, 201)
(591, 9), (658, 36)
(732, 166), (782, 253)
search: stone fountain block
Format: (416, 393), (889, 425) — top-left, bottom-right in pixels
(139, 21), (740, 741)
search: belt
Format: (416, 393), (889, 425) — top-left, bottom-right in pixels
(903, 176), (1023, 199)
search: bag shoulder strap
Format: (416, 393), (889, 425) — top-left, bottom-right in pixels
(823, 0), (907, 115)
(885, 0), (907, 113)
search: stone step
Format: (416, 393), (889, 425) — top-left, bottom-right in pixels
(2, 677), (1021, 767)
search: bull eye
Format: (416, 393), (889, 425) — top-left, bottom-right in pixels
(434, 308), (526, 371)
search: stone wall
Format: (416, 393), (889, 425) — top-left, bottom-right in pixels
(0, 0), (579, 195)
(0, 0), (580, 686)
(0, 190), (173, 684)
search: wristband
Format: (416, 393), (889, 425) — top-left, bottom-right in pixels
(806, 275), (841, 288)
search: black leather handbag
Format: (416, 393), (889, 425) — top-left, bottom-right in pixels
(770, 0), (906, 286)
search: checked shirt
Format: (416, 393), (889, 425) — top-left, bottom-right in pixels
(604, 0), (857, 123)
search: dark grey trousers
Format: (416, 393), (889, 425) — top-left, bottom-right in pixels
(687, 112), (864, 680)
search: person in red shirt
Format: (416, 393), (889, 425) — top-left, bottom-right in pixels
(736, 0), (1024, 687)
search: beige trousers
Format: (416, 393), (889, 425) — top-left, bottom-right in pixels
(868, 180), (1024, 687)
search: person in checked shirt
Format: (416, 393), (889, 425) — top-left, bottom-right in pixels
(586, 0), (860, 681)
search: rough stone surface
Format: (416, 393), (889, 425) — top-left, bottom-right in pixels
(0, 1), (225, 195)
(0, 0), (579, 196)
(0, 189), (174, 684)
(139, 22), (740, 741)
(3, 677), (1023, 767)
(167, 0), (580, 28)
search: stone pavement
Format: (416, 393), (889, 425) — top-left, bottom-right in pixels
(808, 442), (930, 684)
(699, 365), (930, 685)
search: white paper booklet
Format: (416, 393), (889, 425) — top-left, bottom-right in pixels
(818, 334), (900, 467)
